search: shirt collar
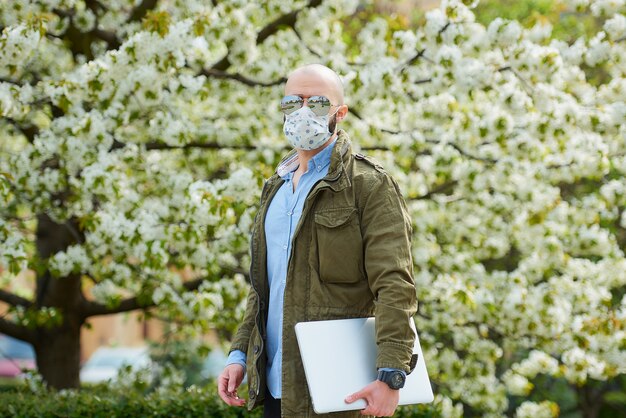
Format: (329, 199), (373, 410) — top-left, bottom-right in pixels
(277, 138), (337, 180)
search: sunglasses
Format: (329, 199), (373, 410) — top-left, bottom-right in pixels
(280, 95), (338, 116)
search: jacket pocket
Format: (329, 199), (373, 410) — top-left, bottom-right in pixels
(313, 207), (364, 283)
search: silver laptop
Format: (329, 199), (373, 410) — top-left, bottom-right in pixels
(295, 317), (434, 414)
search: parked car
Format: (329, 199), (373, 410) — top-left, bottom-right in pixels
(79, 346), (151, 383)
(200, 347), (228, 380)
(0, 334), (36, 378)
(199, 347), (247, 384)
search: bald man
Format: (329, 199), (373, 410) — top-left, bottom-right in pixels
(218, 64), (417, 418)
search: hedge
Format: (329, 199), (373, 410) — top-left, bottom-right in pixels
(0, 382), (436, 418)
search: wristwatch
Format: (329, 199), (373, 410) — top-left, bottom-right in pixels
(377, 369), (406, 390)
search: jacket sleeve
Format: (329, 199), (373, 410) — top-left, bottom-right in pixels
(229, 180), (269, 357)
(359, 170), (417, 372)
(229, 286), (258, 355)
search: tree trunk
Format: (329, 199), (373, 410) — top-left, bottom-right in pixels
(33, 315), (82, 390)
(34, 213), (85, 389)
(576, 384), (605, 418)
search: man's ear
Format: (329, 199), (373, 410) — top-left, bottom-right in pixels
(336, 104), (349, 123)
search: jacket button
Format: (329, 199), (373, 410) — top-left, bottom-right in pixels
(249, 389), (256, 399)
(254, 344), (260, 354)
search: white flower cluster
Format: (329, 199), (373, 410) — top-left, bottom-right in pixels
(515, 401), (559, 418)
(590, 0), (625, 17)
(0, 219), (28, 274)
(0, 81), (34, 120)
(48, 244), (90, 278)
(503, 350), (560, 396)
(0, 23), (42, 77)
(90, 279), (121, 305)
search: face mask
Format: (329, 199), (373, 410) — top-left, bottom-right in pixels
(283, 106), (338, 150)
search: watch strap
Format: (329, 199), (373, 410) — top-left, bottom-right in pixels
(377, 369), (405, 390)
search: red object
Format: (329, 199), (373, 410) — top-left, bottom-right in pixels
(0, 334), (36, 378)
(0, 358), (36, 377)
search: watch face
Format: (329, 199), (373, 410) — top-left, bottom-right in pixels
(391, 372), (405, 389)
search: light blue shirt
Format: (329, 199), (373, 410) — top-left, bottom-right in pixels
(227, 139), (336, 398)
(226, 138), (405, 397)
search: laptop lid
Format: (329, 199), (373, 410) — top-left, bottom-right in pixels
(295, 317), (434, 414)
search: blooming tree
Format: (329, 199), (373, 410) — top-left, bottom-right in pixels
(1, 0), (625, 416)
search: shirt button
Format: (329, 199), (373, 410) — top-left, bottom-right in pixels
(287, 211), (292, 216)
(283, 245), (288, 250)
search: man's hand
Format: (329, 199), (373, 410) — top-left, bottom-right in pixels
(217, 364), (246, 407)
(345, 380), (400, 416)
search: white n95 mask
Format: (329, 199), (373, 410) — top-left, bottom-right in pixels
(283, 106), (337, 150)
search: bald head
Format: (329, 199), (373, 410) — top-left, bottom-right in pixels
(285, 64), (345, 105)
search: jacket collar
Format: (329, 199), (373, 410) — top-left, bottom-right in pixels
(325, 130), (352, 191)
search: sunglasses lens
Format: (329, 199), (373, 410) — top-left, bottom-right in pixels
(281, 95), (303, 114)
(307, 96), (331, 116)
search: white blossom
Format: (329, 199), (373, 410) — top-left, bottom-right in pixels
(503, 371), (532, 396)
(585, 32), (612, 66)
(48, 245), (90, 278)
(604, 13), (626, 40)
(515, 401), (558, 418)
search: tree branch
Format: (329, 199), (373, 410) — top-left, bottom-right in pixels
(50, 7), (114, 60)
(414, 180), (459, 200)
(498, 65), (534, 94)
(81, 277), (208, 318)
(2, 116), (39, 143)
(81, 296), (148, 317)
(208, 0), (323, 74)
(0, 77), (23, 86)
(397, 48), (427, 72)
(0, 317), (36, 343)
(350, 107), (424, 137)
(256, 0), (323, 44)
(89, 27), (121, 50)
(199, 68), (286, 87)
(127, 0), (159, 24)
(51, 7), (75, 19)
(292, 27), (323, 58)
(0, 290), (32, 308)
(439, 20), (470, 35)
(447, 141), (497, 164)
(211, 56), (231, 72)
(146, 141), (257, 151)
(112, 137), (390, 153)
(351, 108), (499, 163)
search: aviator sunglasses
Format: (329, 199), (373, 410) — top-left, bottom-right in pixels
(280, 95), (339, 116)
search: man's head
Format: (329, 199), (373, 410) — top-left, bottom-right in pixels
(284, 64), (349, 134)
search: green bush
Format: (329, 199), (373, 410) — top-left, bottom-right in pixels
(0, 382), (262, 418)
(0, 381), (436, 417)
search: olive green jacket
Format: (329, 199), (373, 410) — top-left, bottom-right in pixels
(229, 130), (417, 417)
